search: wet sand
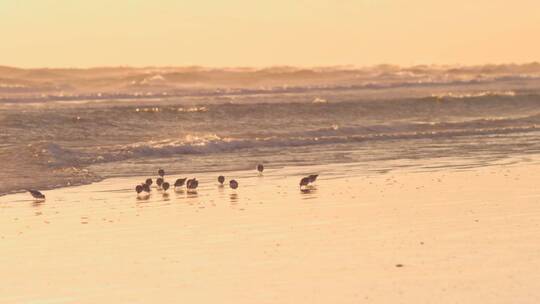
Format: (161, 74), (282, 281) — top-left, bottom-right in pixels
(1, 161), (540, 303)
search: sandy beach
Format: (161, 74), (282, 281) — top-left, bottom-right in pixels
(1, 160), (540, 303)
(4, 0), (540, 302)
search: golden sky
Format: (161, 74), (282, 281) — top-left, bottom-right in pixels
(1, 0), (539, 68)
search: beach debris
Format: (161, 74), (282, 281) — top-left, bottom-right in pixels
(27, 189), (45, 201)
(218, 175), (225, 185)
(229, 179), (239, 189)
(395, 264), (404, 268)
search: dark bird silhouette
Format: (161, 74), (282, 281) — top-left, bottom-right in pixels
(229, 179), (239, 189)
(174, 178), (187, 188)
(162, 182), (170, 192)
(158, 168), (165, 177)
(145, 178), (153, 187)
(218, 175), (225, 185)
(186, 178), (198, 191)
(156, 177), (164, 188)
(257, 164), (264, 174)
(299, 177), (310, 188)
(27, 189), (45, 200)
(136, 183), (150, 198)
(308, 174), (319, 183)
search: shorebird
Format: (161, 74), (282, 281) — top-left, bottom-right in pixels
(27, 189), (45, 201)
(229, 179), (239, 189)
(257, 164), (264, 175)
(299, 177), (310, 188)
(186, 178), (198, 191)
(145, 178), (153, 187)
(136, 184), (150, 197)
(162, 182), (170, 192)
(174, 178), (187, 188)
(218, 175), (225, 185)
(308, 174), (318, 184)
(156, 177), (164, 189)
(158, 168), (165, 177)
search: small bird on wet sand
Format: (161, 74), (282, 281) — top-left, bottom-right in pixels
(145, 178), (153, 187)
(257, 164), (264, 174)
(300, 174), (319, 191)
(218, 175), (225, 185)
(299, 177), (310, 188)
(27, 189), (45, 200)
(156, 177), (164, 189)
(158, 168), (165, 177)
(229, 179), (239, 189)
(136, 184), (150, 197)
(174, 178), (187, 190)
(175, 178), (186, 186)
(162, 182), (170, 192)
(186, 178), (198, 191)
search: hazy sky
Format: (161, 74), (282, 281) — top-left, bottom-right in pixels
(1, 0), (539, 68)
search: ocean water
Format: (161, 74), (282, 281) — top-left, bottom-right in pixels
(2, 65), (540, 195)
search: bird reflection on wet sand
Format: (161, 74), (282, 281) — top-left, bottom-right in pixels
(174, 190), (185, 199)
(136, 195), (150, 202)
(32, 200), (46, 207)
(229, 193), (239, 203)
(300, 187), (318, 199)
(187, 191), (198, 198)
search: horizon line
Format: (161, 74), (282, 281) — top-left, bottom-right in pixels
(2, 61), (540, 71)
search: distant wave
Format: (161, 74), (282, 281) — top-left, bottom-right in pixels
(30, 114), (540, 168)
(430, 91), (516, 99)
(134, 106), (208, 113)
(0, 79), (533, 104)
(3, 62), (540, 103)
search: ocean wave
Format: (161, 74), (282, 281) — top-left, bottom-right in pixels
(33, 119), (540, 168)
(312, 97), (328, 103)
(3, 62), (540, 104)
(430, 91), (517, 99)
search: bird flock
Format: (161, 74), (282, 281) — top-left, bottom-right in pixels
(26, 163), (319, 201)
(134, 165), (252, 198)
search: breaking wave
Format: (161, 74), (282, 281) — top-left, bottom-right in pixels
(30, 113), (540, 168)
(4, 80), (540, 194)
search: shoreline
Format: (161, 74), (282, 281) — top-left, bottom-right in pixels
(2, 158), (540, 302)
(1, 152), (530, 198)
